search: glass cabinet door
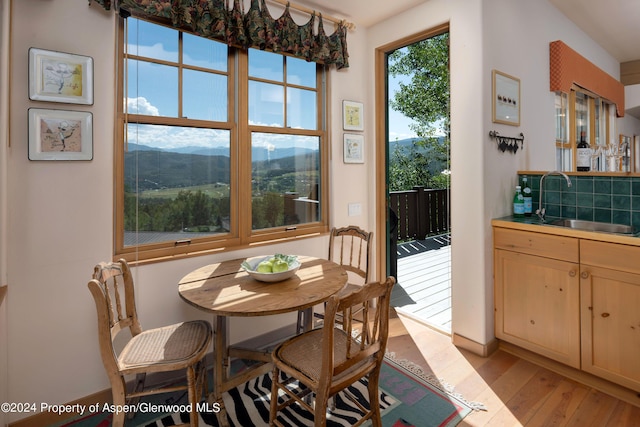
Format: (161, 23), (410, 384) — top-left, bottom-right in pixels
(555, 92), (571, 171)
(555, 88), (617, 173)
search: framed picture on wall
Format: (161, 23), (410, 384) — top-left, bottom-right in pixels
(343, 133), (364, 163)
(492, 70), (520, 126)
(343, 100), (364, 131)
(28, 48), (94, 105)
(28, 108), (93, 161)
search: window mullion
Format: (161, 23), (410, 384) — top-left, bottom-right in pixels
(237, 49), (252, 244)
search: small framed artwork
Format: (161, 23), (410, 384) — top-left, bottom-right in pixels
(29, 48), (94, 105)
(343, 100), (364, 131)
(343, 133), (364, 164)
(28, 108), (93, 161)
(492, 70), (520, 126)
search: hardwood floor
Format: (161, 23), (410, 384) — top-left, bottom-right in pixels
(386, 310), (640, 427)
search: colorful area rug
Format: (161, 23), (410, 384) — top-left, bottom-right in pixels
(55, 354), (482, 427)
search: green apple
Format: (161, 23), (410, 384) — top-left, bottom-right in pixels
(256, 260), (273, 273)
(272, 259), (289, 273)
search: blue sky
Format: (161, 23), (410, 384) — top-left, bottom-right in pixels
(388, 73), (419, 141)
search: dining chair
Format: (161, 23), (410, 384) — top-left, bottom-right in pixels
(298, 225), (372, 333)
(87, 259), (212, 427)
(270, 276), (395, 427)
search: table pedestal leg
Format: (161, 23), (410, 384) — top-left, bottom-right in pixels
(212, 314), (230, 427)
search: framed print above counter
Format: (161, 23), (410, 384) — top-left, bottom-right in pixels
(492, 69), (520, 126)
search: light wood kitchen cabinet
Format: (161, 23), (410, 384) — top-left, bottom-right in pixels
(580, 240), (640, 391)
(494, 228), (581, 368)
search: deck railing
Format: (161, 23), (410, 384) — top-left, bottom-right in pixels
(390, 186), (450, 242)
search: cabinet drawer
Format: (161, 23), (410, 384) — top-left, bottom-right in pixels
(493, 227), (578, 263)
(581, 240), (640, 275)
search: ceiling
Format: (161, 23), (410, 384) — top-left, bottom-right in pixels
(548, 0), (640, 63)
(294, 0), (639, 63)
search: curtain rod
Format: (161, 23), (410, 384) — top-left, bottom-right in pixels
(265, 0), (356, 30)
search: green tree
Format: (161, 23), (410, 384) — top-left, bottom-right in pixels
(388, 32), (450, 190)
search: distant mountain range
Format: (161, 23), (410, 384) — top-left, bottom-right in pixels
(389, 136), (446, 153)
(128, 143), (316, 162)
(124, 143), (318, 192)
(124, 138), (447, 193)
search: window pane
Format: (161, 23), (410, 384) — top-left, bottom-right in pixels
(183, 69), (227, 122)
(127, 18), (178, 62)
(287, 87), (316, 129)
(249, 81), (284, 126)
(183, 34), (227, 71)
(248, 49), (283, 82)
(286, 56), (316, 88)
(127, 60), (178, 117)
(251, 133), (320, 230)
(124, 124), (231, 246)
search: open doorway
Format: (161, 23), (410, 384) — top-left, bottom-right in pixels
(375, 25), (451, 334)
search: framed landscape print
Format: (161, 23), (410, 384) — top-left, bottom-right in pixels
(492, 69), (520, 126)
(28, 108), (93, 161)
(29, 48), (94, 105)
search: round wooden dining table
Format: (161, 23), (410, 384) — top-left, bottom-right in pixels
(178, 255), (347, 427)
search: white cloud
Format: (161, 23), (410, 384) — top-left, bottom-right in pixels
(127, 97), (160, 116)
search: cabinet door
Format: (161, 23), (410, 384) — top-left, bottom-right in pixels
(495, 249), (580, 367)
(580, 265), (640, 390)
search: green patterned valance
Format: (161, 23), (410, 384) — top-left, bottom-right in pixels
(89, 0), (349, 69)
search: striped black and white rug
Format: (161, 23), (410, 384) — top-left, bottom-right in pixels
(147, 371), (395, 427)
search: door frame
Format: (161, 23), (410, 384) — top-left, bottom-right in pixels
(374, 23), (450, 281)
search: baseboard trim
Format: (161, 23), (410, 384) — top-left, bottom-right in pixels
(451, 333), (499, 357)
(8, 324), (296, 427)
(499, 340), (640, 408)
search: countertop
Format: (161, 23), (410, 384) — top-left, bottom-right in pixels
(492, 215), (640, 247)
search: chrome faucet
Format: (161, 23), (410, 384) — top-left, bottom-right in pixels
(536, 171), (572, 222)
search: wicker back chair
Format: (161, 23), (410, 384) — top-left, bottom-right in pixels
(270, 276), (395, 427)
(87, 259), (211, 427)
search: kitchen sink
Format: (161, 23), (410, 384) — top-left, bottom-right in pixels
(548, 219), (636, 235)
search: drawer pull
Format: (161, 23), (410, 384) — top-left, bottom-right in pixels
(581, 271), (589, 279)
(569, 270), (576, 277)
(601, 312), (610, 318)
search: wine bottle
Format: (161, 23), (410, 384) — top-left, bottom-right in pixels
(513, 185), (525, 218)
(576, 131), (591, 172)
(522, 176), (532, 216)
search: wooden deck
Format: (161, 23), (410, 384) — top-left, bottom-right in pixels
(391, 234), (452, 333)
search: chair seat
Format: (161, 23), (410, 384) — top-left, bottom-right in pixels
(119, 320), (211, 373)
(275, 328), (364, 383)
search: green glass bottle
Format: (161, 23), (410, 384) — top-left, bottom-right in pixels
(522, 176), (532, 216)
(513, 185), (524, 218)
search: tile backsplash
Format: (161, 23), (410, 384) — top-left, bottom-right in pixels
(520, 174), (640, 226)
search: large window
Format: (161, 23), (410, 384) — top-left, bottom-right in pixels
(116, 17), (328, 262)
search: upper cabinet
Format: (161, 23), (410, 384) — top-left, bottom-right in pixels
(550, 41), (635, 174)
(555, 88), (620, 172)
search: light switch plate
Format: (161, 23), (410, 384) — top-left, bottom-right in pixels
(348, 203), (362, 217)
